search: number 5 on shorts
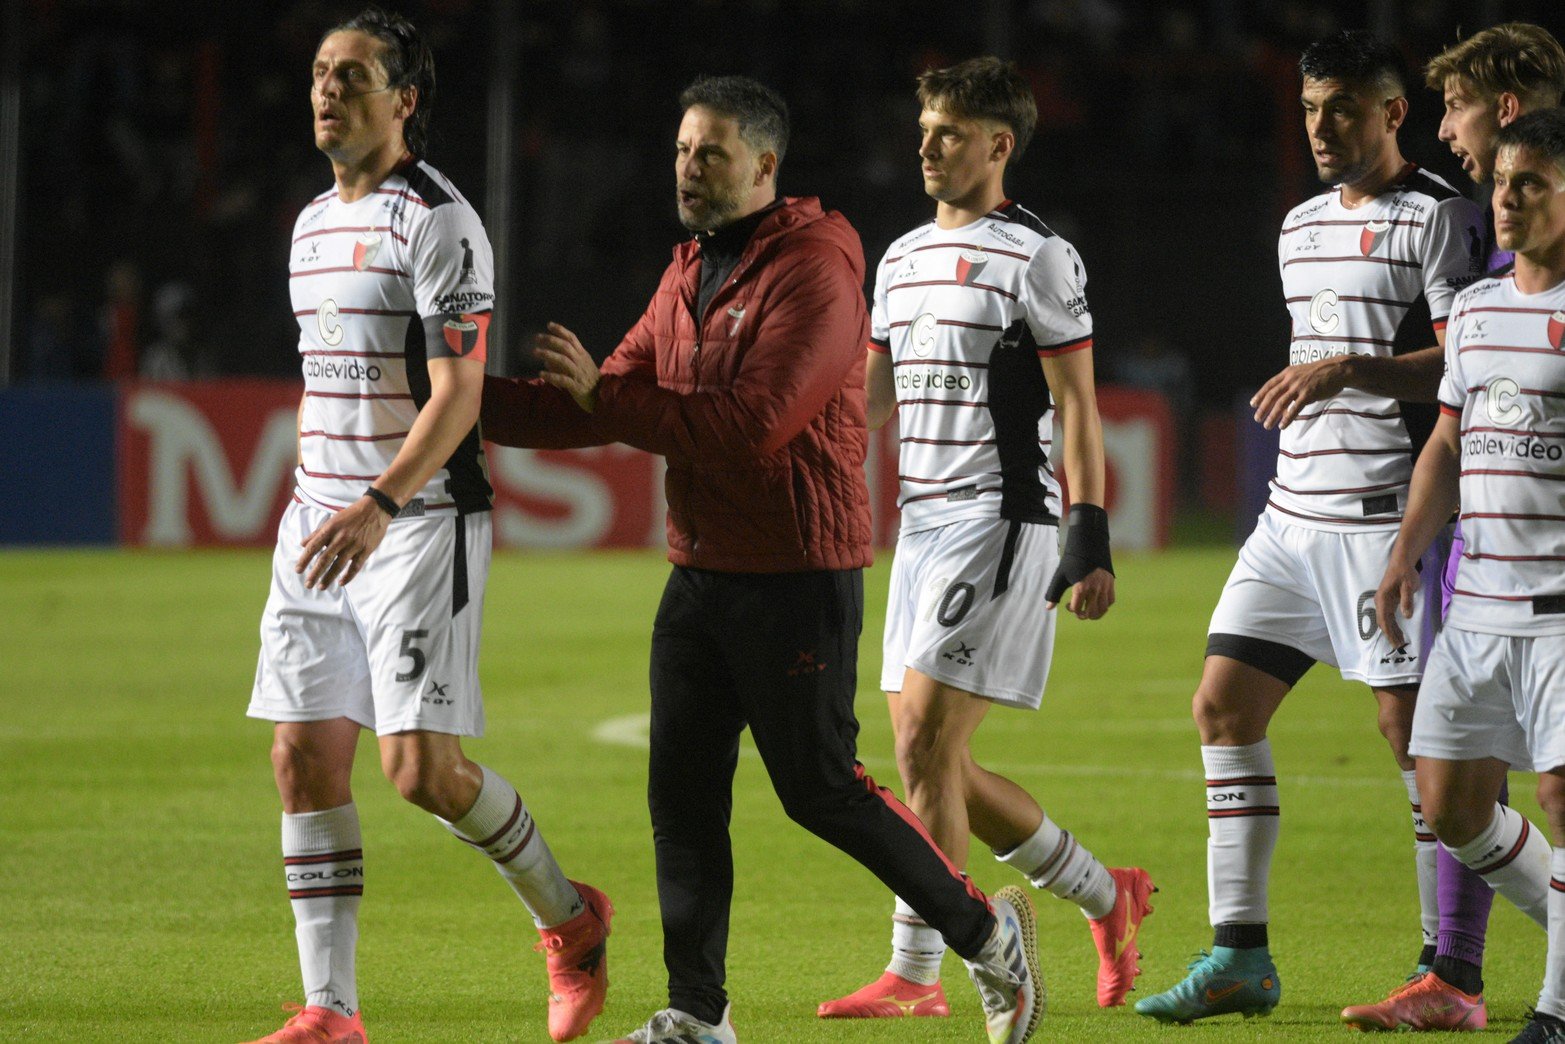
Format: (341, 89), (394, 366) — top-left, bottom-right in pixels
(396, 628), (429, 682)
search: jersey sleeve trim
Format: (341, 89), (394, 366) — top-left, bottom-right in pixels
(867, 337), (891, 353)
(1037, 335), (1092, 357)
(1439, 402), (1462, 417)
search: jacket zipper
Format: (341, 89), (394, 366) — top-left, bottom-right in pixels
(689, 259), (750, 368)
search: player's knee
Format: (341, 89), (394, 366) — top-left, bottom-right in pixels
(270, 734), (305, 788)
(893, 714), (964, 792)
(1535, 775), (1565, 834)
(380, 746), (459, 816)
(383, 757), (432, 808)
(1376, 713), (1413, 764)
(1423, 790), (1489, 848)
(1192, 683), (1260, 745)
(270, 734), (348, 809)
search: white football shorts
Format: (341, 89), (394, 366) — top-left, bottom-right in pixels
(1410, 625), (1565, 772)
(1207, 511), (1445, 688)
(249, 498), (490, 737)
(882, 517), (1059, 709)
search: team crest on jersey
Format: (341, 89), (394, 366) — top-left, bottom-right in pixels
(956, 248), (988, 286)
(442, 312), (490, 357)
(353, 232), (382, 271)
(1360, 219), (1392, 256)
(1549, 310), (1565, 350)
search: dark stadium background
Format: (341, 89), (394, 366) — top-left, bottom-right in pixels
(3, 0), (1564, 530)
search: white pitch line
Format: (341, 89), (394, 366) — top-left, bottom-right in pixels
(591, 713), (1397, 789)
(591, 713), (651, 749)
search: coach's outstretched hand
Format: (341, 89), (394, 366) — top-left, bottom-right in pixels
(1046, 503), (1116, 620)
(1251, 356), (1353, 430)
(534, 322), (601, 413)
(298, 497), (391, 589)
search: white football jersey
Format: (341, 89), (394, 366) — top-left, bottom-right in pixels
(1269, 168), (1483, 531)
(1439, 271), (1565, 636)
(289, 160), (495, 518)
(871, 201), (1092, 535)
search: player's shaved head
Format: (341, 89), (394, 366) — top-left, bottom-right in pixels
(1497, 107), (1565, 178)
(1300, 29), (1408, 101)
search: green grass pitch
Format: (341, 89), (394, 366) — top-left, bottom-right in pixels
(0, 546), (1547, 1041)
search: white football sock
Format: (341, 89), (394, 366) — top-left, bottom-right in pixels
(1448, 804), (1549, 929)
(1203, 740), (1279, 927)
(441, 764), (582, 929)
(282, 804), (362, 1018)
(1403, 768), (1439, 949)
(887, 895), (945, 985)
(1537, 847), (1565, 1020)
(996, 812), (1116, 919)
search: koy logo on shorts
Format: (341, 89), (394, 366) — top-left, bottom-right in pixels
(942, 641), (978, 666)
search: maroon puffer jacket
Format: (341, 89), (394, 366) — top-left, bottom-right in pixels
(481, 195), (873, 573)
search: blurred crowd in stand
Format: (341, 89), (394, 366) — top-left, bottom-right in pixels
(13, 0), (1564, 500)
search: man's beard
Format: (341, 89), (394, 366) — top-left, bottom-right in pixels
(678, 181), (748, 231)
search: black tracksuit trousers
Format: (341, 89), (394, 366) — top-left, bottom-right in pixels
(647, 565), (996, 1023)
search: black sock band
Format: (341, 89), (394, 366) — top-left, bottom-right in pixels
(1214, 923), (1268, 950)
(1431, 954), (1482, 996)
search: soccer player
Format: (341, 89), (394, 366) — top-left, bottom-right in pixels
(1335, 23), (1565, 1030)
(482, 75), (1042, 1044)
(1135, 30), (1485, 1025)
(243, 10), (610, 1043)
(813, 56), (1153, 1021)
(1376, 107), (1565, 1044)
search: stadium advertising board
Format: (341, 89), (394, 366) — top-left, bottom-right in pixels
(112, 381), (1173, 550)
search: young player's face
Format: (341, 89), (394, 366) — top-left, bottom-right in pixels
(674, 106), (766, 232)
(1492, 144), (1565, 255)
(1301, 77), (1398, 187)
(311, 30), (407, 160)
(1439, 78), (1505, 184)
(918, 107), (1005, 209)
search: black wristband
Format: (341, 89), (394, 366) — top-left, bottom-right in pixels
(1063, 503), (1114, 575)
(365, 486), (401, 517)
(1066, 503), (1110, 532)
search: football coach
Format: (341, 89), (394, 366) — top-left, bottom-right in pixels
(481, 74), (1035, 1044)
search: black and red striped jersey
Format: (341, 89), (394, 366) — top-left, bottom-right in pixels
(869, 200), (1092, 535)
(288, 160), (494, 517)
(1440, 272), (1565, 635)
(1269, 167), (1483, 531)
